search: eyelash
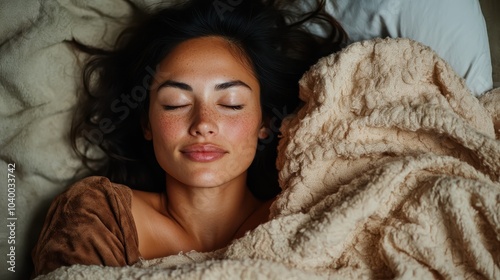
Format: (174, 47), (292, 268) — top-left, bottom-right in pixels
(162, 105), (244, 111)
(162, 105), (186, 111)
(223, 105), (244, 110)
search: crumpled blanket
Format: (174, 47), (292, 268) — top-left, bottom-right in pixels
(0, 1), (137, 277)
(35, 38), (500, 279)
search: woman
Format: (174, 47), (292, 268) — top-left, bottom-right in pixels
(32, 0), (346, 276)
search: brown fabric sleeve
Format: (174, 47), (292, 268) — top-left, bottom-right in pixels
(31, 176), (141, 277)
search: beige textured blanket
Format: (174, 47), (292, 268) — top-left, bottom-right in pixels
(36, 38), (500, 279)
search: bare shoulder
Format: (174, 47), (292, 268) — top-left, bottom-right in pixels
(130, 189), (163, 221)
(130, 190), (186, 259)
(131, 189), (161, 209)
(130, 189), (171, 231)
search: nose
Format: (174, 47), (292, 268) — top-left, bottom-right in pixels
(189, 104), (218, 137)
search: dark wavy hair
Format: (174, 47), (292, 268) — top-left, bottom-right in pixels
(69, 0), (347, 200)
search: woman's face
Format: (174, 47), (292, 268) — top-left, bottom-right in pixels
(145, 36), (266, 189)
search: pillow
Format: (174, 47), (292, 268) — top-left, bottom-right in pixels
(480, 0), (500, 88)
(322, 0), (493, 96)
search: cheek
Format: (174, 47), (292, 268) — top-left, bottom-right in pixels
(150, 113), (184, 145)
(223, 112), (261, 144)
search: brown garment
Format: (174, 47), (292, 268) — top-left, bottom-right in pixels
(32, 176), (141, 277)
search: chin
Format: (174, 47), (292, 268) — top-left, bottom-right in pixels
(184, 170), (245, 189)
(165, 163), (247, 189)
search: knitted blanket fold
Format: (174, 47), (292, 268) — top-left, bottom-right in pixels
(36, 38), (500, 280)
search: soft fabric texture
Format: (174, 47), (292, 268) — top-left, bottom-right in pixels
(34, 38), (500, 280)
(31, 176), (140, 277)
(0, 1), (138, 277)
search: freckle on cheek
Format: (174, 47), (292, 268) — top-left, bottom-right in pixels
(155, 115), (183, 135)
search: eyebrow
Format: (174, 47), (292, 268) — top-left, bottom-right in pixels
(156, 80), (252, 92)
(156, 80), (192, 91)
(214, 80), (252, 91)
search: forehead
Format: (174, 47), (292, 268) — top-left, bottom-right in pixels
(156, 36), (256, 80)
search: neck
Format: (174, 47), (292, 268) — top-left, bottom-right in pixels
(162, 175), (262, 252)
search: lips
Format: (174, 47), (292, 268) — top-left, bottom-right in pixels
(180, 144), (227, 162)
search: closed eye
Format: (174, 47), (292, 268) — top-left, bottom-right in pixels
(221, 105), (244, 110)
(162, 105), (189, 111)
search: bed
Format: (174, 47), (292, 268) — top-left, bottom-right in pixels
(0, 0), (499, 279)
